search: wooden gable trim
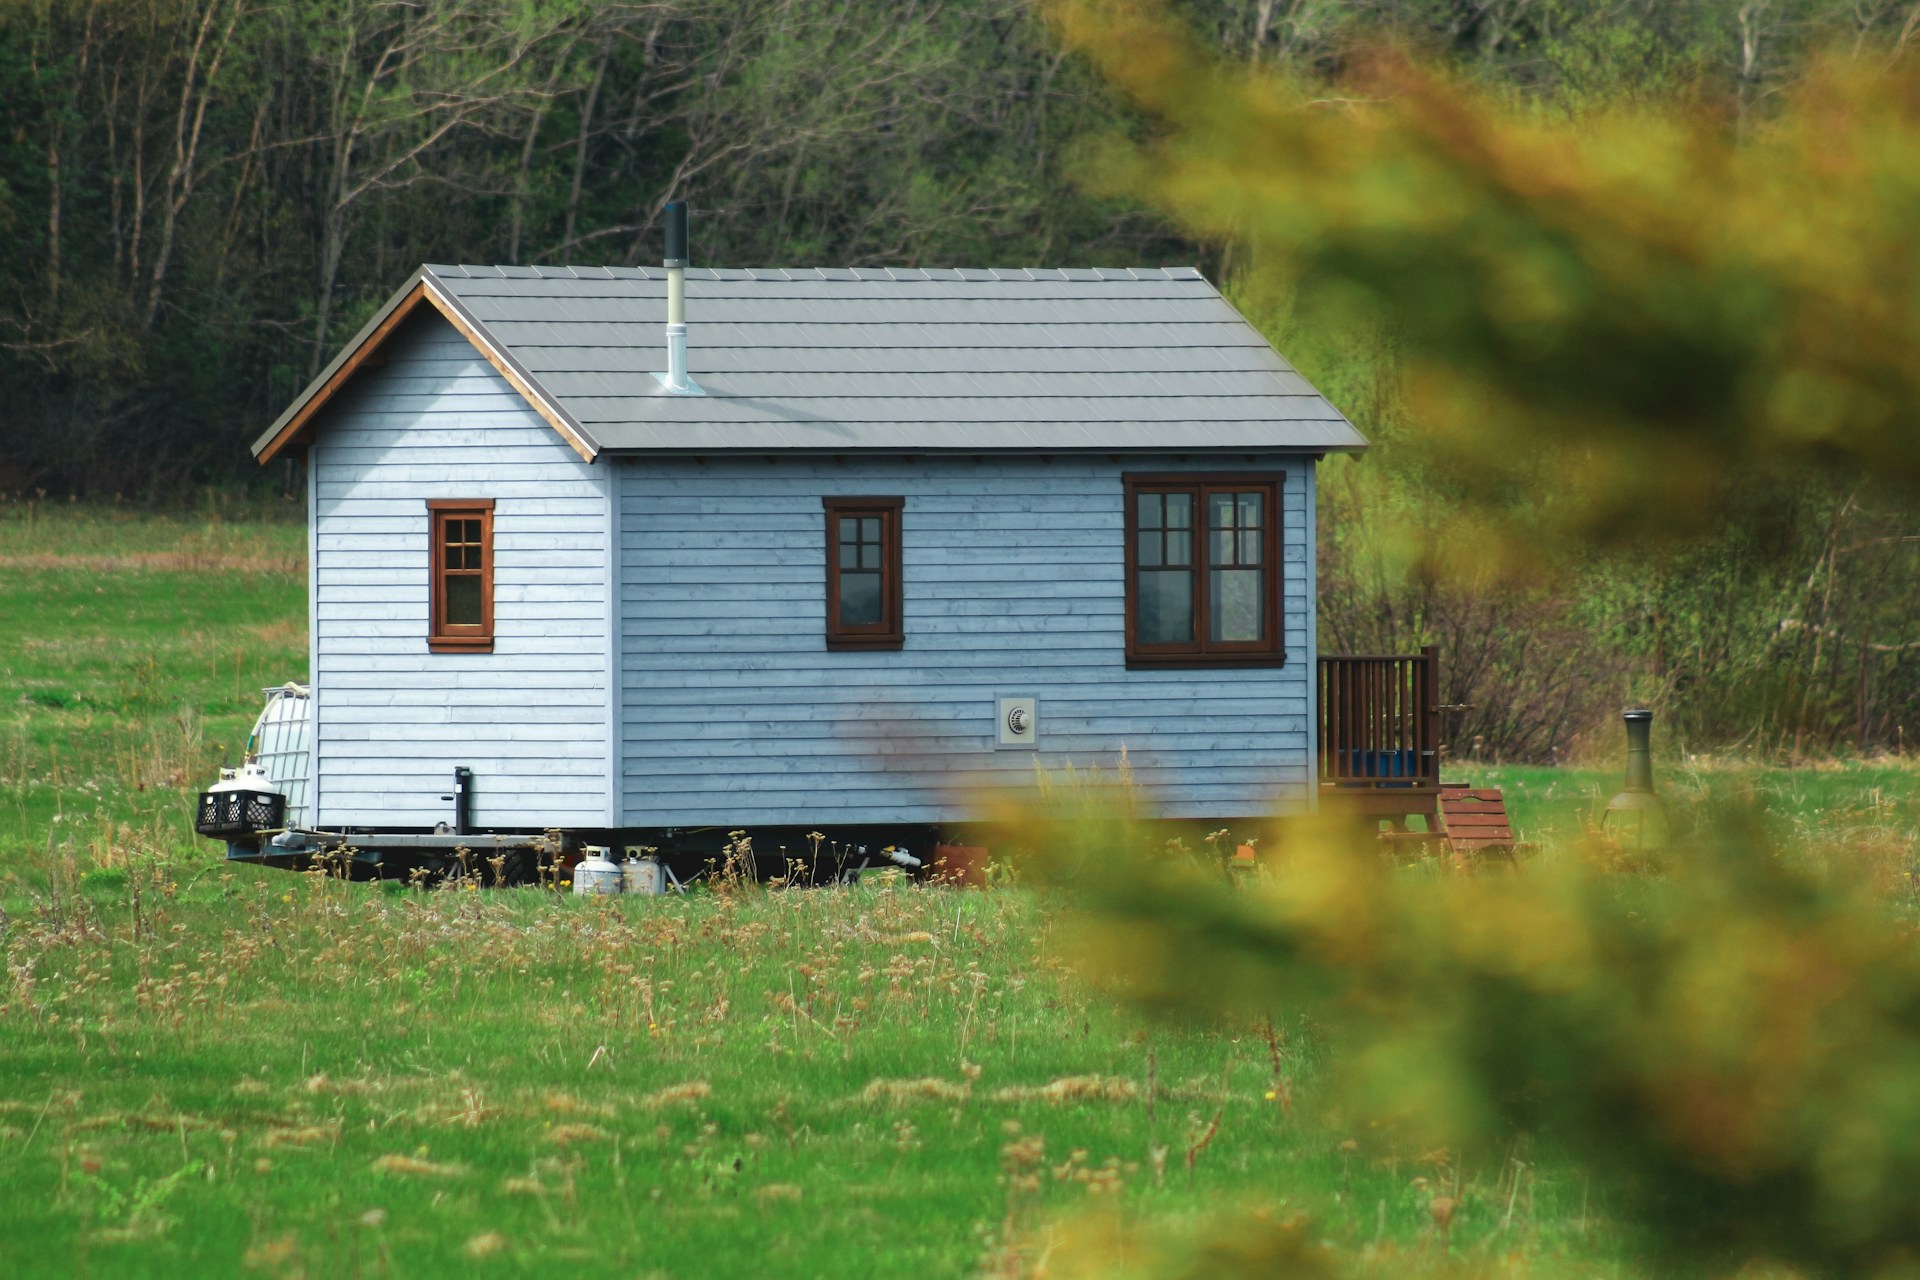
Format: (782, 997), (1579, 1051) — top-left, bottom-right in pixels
(253, 273), (598, 466)
(253, 281), (432, 464)
(420, 277), (597, 465)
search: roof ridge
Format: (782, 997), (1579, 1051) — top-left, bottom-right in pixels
(429, 262), (1203, 281)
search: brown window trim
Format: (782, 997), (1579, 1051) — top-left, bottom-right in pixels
(427, 499), (495, 653)
(1123, 473), (1285, 669)
(823, 496), (905, 650)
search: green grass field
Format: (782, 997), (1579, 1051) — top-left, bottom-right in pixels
(1, 499), (307, 892)
(3, 502), (1916, 1277)
(0, 868), (1641, 1279)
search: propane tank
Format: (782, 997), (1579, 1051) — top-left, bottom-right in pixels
(197, 762), (286, 844)
(572, 846), (623, 896)
(622, 850), (663, 896)
(206, 761), (279, 796)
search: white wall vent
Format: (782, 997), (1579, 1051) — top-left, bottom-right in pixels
(996, 696), (1036, 749)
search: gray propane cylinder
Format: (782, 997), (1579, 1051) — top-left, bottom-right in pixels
(622, 854), (663, 896)
(572, 847), (623, 896)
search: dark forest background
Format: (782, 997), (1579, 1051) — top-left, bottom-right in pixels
(3, 0), (1918, 760)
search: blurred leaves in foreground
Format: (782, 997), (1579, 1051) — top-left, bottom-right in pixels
(1004, 23), (1920, 1266)
(995, 783), (1920, 1277)
(1049, 0), (1920, 568)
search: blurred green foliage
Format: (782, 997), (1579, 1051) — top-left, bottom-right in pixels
(1053, 0), (1920, 555)
(1011, 4), (1920, 1275)
(999, 784), (1920, 1277)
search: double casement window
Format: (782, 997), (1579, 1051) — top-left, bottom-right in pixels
(427, 499), (494, 652)
(1124, 474), (1283, 666)
(823, 496), (905, 649)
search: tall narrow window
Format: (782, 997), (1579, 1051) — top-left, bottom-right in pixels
(427, 499), (494, 652)
(823, 496), (904, 649)
(1124, 475), (1282, 666)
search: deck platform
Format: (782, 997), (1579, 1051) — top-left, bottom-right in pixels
(1317, 645), (1442, 821)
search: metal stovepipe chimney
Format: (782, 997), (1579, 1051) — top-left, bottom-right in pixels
(658, 201), (701, 395)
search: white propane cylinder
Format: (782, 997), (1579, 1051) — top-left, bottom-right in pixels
(196, 761), (287, 849)
(206, 762), (280, 796)
(622, 853), (663, 896)
(572, 847), (622, 896)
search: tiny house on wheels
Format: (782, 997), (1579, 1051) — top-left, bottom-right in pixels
(202, 207), (1442, 881)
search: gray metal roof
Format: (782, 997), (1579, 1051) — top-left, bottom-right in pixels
(260, 264), (1368, 459)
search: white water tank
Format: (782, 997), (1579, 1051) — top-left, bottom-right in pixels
(249, 684), (312, 826)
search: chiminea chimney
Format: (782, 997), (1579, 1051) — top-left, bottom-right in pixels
(658, 200), (701, 395)
(1602, 708), (1669, 850)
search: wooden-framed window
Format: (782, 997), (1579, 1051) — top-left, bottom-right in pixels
(823, 496), (904, 649)
(427, 499), (494, 653)
(1124, 474), (1283, 667)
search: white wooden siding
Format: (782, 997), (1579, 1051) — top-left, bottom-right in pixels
(310, 312), (610, 828)
(618, 456), (1315, 826)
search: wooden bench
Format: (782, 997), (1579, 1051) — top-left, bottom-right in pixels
(1374, 784), (1521, 859)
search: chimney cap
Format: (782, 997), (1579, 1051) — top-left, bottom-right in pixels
(664, 201), (689, 267)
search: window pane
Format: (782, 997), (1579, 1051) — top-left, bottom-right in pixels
(1137, 493), (1163, 528)
(1165, 494), (1192, 528)
(840, 542), (861, 569)
(1238, 493), (1263, 525)
(839, 520), (858, 545)
(1212, 529), (1236, 564)
(839, 572), (881, 627)
(1209, 568), (1263, 643)
(459, 519), (480, 543)
(1209, 493), (1235, 529)
(1165, 531), (1191, 566)
(463, 545), (482, 569)
(1239, 530), (1262, 564)
(1137, 531), (1162, 568)
(444, 545), (462, 569)
(1138, 569), (1193, 644)
(445, 574), (482, 627)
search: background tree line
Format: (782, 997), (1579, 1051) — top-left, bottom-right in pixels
(2, 0), (1916, 760)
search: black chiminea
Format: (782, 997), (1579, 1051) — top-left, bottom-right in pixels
(1602, 709), (1668, 849)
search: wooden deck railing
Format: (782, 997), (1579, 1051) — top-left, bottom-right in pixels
(1318, 646), (1440, 790)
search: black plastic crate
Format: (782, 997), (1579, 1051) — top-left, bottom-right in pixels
(195, 789), (286, 838)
